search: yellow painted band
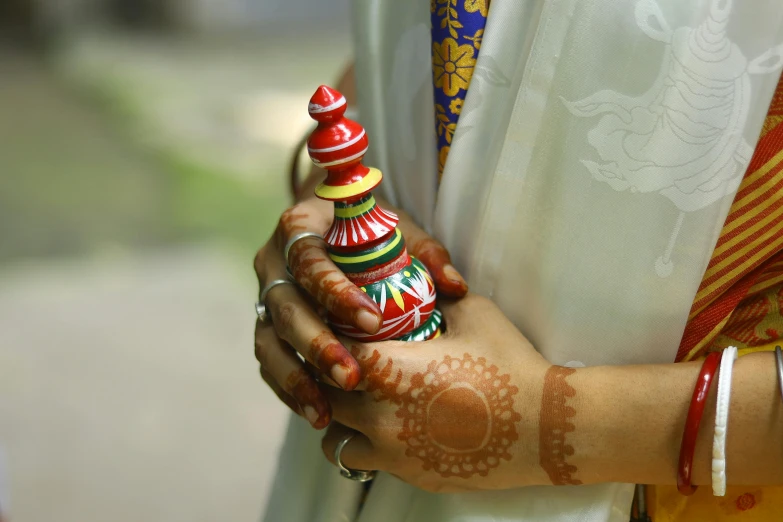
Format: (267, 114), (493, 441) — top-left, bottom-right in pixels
(334, 196), (376, 218)
(315, 168), (382, 200)
(329, 229), (401, 264)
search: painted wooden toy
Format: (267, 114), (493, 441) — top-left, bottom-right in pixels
(307, 85), (441, 342)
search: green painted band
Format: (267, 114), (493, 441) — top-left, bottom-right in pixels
(330, 231), (406, 273)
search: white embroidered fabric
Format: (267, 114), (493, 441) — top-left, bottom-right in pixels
(262, 1), (783, 521)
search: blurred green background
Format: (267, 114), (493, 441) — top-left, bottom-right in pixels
(0, 1), (350, 520)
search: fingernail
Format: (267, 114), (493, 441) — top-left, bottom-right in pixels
(331, 364), (351, 390)
(357, 309), (381, 334)
(332, 362), (360, 390)
(443, 264), (466, 286)
(303, 405), (319, 426)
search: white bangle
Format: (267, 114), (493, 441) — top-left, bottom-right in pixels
(712, 346), (738, 496)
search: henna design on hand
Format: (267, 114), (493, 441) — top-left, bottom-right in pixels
(353, 349), (521, 478)
(353, 347), (403, 400)
(276, 210), (310, 246)
(289, 241), (379, 322)
(286, 368), (331, 429)
(409, 238), (468, 297)
(308, 331), (360, 390)
(538, 366), (582, 485)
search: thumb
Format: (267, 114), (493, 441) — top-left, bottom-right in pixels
(438, 294), (528, 344)
(438, 294), (498, 334)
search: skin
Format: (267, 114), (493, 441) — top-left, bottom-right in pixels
(256, 64), (783, 492)
(351, 347), (523, 480)
(321, 295), (549, 493)
(316, 296), (783, 493)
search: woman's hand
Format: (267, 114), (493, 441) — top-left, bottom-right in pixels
(321, 294), (551, 493)
(254, 194), (468, 429)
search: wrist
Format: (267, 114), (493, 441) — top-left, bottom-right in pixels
(566, 362), (703, 485)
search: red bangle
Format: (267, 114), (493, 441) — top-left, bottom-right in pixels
(677, 351), (722, 495)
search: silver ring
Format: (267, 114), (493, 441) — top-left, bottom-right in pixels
(775, 346), (783, 404)
(260, 278), (293, 304)
(284, 232), (324, 266)
(256, 279), (293, 323)
(255, 301), (268, 323)
(334, 433), (375, 482)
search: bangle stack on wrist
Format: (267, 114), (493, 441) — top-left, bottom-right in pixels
(676, 345), (778, 497)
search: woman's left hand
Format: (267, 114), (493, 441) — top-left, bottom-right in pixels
(321, 294), (552, 493)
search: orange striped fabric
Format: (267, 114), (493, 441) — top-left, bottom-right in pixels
(677, 73), (783, 362)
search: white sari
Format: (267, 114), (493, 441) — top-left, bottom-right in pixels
(264, 1), (783, 520)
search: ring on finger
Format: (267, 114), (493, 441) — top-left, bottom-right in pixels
(335, 433), (376, 482)
(255, 301), (269, 323)
(256, 278), (294, 323)
(284, 232), (324, 267)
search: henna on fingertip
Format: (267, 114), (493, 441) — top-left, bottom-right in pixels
(410, 238), (468, 298)
(309, 332), (362, 391)
(287, 369), (332, 429)
(290, 240), (382, 333)
(328, 284), (382, 334)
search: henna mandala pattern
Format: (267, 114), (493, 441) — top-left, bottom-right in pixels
(354, 349), (521, 478)
(399, 354), (521, 478)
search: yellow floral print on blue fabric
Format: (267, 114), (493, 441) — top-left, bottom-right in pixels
(432, 0), (490, 180)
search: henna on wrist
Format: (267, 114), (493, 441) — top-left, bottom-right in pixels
(538, 366), (582, 485)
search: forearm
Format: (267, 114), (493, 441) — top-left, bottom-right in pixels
(553, 353), (783, 486)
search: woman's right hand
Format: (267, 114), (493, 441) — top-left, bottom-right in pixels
(253, 194), (468, 429)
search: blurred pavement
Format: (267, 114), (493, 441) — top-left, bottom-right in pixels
(0, 249), (281, 522)
(0, 11), (351, 522)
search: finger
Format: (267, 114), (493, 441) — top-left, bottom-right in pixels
(396, 211), (468, 298)
(274, 200), (332, 249)
(336, 337), (410, 392)
(254, 321), (331, 429)
(303, 359), (340, 388)
(287, 235), (382, 334)
(438, 293), (486, 333)
(260, 366), (301, 416)
(323, 387), (375, 433)
(321, 422), (377, 471)
(266, 283), (362, 391)
(273, 202), (383, 335)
